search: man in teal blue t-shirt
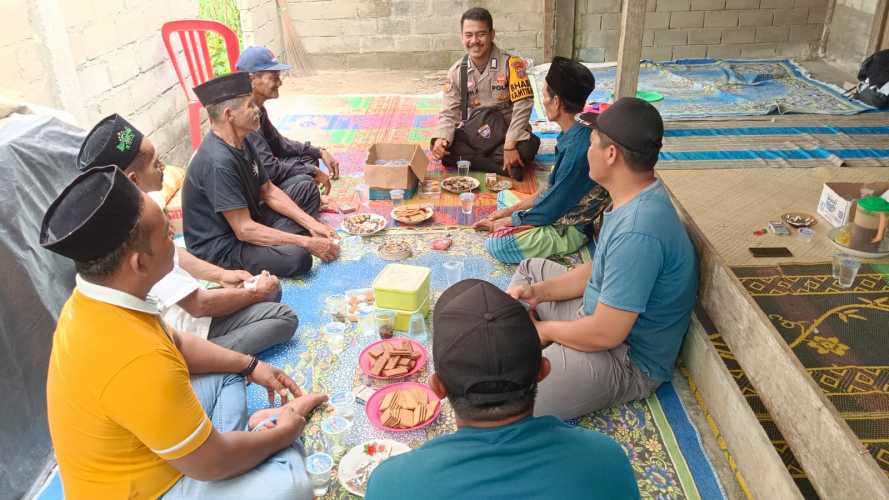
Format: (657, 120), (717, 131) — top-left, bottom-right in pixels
(366, 280), (639, 500)
(508, 98), (698, 419)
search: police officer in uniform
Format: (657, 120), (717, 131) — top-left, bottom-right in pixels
(431, 7), (540, 180)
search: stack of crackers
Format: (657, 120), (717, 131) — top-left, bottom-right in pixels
(392, 206), (431, 224)
(368, 340), (421, 378)
(379, 387), (439, 429)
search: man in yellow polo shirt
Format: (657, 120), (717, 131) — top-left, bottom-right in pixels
(40, 165), (326, 499)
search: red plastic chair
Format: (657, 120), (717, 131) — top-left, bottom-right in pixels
(161, 20), (240, 151)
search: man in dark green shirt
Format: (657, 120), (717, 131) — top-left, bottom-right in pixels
(366, 280), (639, 500)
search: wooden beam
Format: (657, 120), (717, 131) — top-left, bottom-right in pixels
(668, 186), (889, 500)
(554, 0), (576, 59)
(544, 0), (556, 61)
(681, 316), (803, 500)
(614, 0), (646, 99)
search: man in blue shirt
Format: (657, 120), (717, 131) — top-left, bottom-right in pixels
(475, 57), (609, 264)
(508, 98), (698, 419)
(366, 280), (639, 500)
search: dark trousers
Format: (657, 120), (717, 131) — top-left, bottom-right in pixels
(442, 132), (540, 180)
(231, 179), (321, 278)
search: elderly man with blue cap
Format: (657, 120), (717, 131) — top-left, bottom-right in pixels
(237, 46), (341, 195)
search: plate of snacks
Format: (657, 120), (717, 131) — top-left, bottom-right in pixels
(782, 212), (817, 228)
(339, 439), (411, 497)
(360, 339), (426, 380)
(441, 176), (480, 193)
(366, 382), (442, 432)
(391, 205), (434, 225)
(342, 213), (388, 236)
(484, 173), (512, 192)
(377, 239), (413, 261)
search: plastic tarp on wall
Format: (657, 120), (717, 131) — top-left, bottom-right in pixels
(0, 114), (83, 499)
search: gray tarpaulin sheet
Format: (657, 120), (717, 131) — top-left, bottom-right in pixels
(0, 114), (83, 499)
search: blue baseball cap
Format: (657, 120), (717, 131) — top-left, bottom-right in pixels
(236, 46), (291, 73)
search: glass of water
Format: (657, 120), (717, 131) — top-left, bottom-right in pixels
(323, 322), (347, 354)
(356, 183), (370, 207)
(408, 312), (428, 343)
(305, 452), (334, 497)
(835, 255), (861, 288)
(329, 391), (356, 421)
(320, 415), (352, 458)
(390, 189), (405, 206)
(459, 192), (475, 215)
(457, 160), (470, 177)
(442, 260), (464, 287)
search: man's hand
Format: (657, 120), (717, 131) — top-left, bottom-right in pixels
(252, 271), (280, 299)
(506, 282), (542, 309)
(248, 361), (303, 406)
(320, 150), (340, 180)
(431, 138), (450, 160)
(219, 269), (253, 288)
(473, 217), (512, 233)
(503, 148), (524, 178)
(314, 169), (332, 195)
(305, 237), (340, 262)
(528, 311), (554, 348)
(309, 221), (337, 239)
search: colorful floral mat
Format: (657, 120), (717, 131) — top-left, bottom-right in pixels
(242, 228), (724, 499)
(709, 263), (889, 498)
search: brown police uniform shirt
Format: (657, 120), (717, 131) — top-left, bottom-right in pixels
(433, 44), (534, 146)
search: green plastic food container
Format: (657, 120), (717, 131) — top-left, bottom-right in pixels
(373, 263), (431, 314)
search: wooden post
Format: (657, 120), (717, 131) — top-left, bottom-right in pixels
(667, 186), (889, 500)
(614, 0), (646, 99)
(867, 0), (889, 54)
(554, 0), (576, 59)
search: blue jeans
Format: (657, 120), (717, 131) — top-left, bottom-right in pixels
(161, 374), (312, 500)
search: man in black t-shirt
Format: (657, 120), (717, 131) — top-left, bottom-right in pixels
(183, 72), (339, 278)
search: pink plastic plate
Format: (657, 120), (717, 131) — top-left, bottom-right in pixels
(365, 382), (442, 432)
(358, 339), (427, 380)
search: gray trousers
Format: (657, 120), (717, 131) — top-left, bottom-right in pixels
(207, 302), (298, 355)
(509, 258), (661, 420)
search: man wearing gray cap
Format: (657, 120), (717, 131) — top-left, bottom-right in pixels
(508, 98), (698, 419)
(366, 279), (639, 500)
(41, 166), (326, 499)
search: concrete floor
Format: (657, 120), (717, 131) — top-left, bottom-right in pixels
(279, 66), (752, 499)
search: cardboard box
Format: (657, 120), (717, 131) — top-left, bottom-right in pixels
(817, 182), (889, 228)
(364, 144), (428, 199)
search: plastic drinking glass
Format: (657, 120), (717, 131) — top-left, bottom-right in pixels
(329, 391), (356, 421)
(323, 322), (347, 354)
(407, 312), (428, 343)
(457, 160), (470, 178)
(324, 294), (347, 322)
(356, 303), (376, 343)
(390, 189), (405, 206)
(306, 452), (334, 496)
(442, 260), (464, 287)
(320, 415), (352, 458)
(374, 309), (396, 338)
(356, 183), (370, 206)
(835, 255), (861, 288)
(832, 252), (851, 279)
(459, 192), (475, 215)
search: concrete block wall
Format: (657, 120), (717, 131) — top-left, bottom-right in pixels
(575, 0), (829, 62)
(0, 1), (57, 106)
(286, 0), (547, 70)
(825, 0), (879, 71)
(61, 0), (199, 166)
(239, 0), (283, 54)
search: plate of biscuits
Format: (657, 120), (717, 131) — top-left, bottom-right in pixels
(359, 339), (427, 380)
(391, 205), (434, 225)
(342, 213), (388, 236)
(366, 382), (442, 432)
(441, 176), (480, 193)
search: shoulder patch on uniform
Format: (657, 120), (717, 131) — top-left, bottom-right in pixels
(508, 56), (533, 103)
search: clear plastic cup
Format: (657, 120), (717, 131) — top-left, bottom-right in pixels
(356, 303), (376, 343)
(390, 189), (405, 206)
(329, 391), (356, 421)
(374, 309), (396, 339)
(442, 260), (464, 287)
(457, 160), (470, 177)
(408, 312), (428, 343)
(305, 452), (334, 496)
(832, 252), (851, 280)
(835, 255), (861, 288)
(356, 183), (370, 206)
(323, 322), (347, 354)
(320, 415), (352, 458)
(324, 294), (347, 322)
(459, 192), (475, 215)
